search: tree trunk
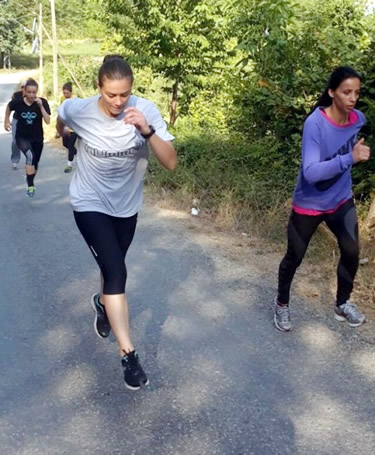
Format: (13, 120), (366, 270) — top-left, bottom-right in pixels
(169, 81), (178, 127)
(367, 195), (375, 228)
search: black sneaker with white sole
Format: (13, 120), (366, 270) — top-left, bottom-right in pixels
(90, 293), (111, 338)
(121, 351), (149, 391)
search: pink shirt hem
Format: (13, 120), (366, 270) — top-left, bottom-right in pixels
(292, 199), (349, 216)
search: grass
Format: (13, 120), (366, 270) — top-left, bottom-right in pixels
(0, 39), (102, 75)
(42, 39), (103, 58)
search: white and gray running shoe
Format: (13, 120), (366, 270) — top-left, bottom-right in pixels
(334, 301), (366, 327)
(274, 297), (292, 331)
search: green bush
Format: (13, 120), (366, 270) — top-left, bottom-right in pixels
(147, 118), (296, 212)
(42, 56), (99, 100)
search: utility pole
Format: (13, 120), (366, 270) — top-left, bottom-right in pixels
(39, 3), (43, 95)
(50, 0), (58, 98)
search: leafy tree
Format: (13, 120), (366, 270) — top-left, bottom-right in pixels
(228, 0), (370, 139)
(97, 0), (230, 125)
(0, 0), (33, 67)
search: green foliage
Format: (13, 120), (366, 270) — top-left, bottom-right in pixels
(132, 67), (170, 118)
(148, 119), (295, 211)
(36, 0), (375, 215)
(38, 0), (106, 39)
(0, 0), (29, 61)
(353, 37), (375, 198)
(228, 0), (370, 137)
(97, 0), (231, 122)
(43, 56), (98, 98)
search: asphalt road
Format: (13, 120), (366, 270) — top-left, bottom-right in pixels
(0, 73), (374, 455)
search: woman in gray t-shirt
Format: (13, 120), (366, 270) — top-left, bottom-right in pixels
(57, 55), (177, 390)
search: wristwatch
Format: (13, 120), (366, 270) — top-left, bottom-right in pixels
(141, 125), (156, 139)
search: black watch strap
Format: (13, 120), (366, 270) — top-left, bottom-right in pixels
(141, 125), (156, 139)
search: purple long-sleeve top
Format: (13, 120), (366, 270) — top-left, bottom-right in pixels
(293, 108), (365, 211)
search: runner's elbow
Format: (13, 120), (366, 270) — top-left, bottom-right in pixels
(166, 156), (177, 171)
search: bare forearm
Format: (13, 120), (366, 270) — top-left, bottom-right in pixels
(40, 106), (50, 124)
(148, 136), (177, 170)
(4, 105), (11, 130)
(56, 116), (69, 136)
(4, 105), (11, 124)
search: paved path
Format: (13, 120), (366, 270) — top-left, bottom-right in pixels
(0, 76), (374, 455)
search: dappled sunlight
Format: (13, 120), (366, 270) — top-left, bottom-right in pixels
(163, 315), (197, 341)
(56, 276), (99, 318)
(151, 206), (190, 221)
(163, 429), (221, 454)
(55, 364), (96, 403)
(292, 395), (375, 453)
(172, 381), (217, 414)
(0, 182), (27, 192)
(25, 194), (70, 206)
(198, 298), (227, 321)
(351, 350), (375, 382)
(35, 174), (65, 185)
(299, 323), (340, 351)
(133, 307), (152, 328)
(37, 325), (77, 357)
(62, 410), (103, 448)
(164, 353), (231, 415)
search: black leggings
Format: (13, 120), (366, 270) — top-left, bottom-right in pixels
(278, 199), (359, 306)
(74, 211), (137, 294)
(16, 138), (43, 170)
(63, 133), (78, 162)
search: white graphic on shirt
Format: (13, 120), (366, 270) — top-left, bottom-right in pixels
(84, 141), (143, 158)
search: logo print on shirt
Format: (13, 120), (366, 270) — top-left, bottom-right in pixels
(21, 112), (37, 125)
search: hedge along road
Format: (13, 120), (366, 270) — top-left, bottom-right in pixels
(0, 74), (374, 455)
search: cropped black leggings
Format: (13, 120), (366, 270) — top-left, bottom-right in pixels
(63, 132), (78, 162)
(74, 211), (137, 294)
(16, 138), (43, 169)
(278, 199), (359, 306)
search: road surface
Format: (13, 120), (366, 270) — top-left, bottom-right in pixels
(0, 73), (374, 455)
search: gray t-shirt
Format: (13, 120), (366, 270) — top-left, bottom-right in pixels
(58, 94), (174, 217)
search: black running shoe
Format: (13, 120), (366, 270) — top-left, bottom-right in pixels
(121, 351), (149, 391)
(90, 293), (111, 338)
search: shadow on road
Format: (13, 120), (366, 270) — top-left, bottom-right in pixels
(0, 137), (374, 454)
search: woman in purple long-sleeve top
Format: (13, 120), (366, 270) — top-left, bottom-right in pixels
(274, 66), (371, 331)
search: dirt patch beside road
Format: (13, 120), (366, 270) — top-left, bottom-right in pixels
(146, 188), (375, 346)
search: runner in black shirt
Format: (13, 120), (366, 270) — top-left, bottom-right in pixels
(3, 81), (26, 169)
(5, 79), (51, 197)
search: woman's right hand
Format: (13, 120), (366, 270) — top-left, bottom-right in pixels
(4, 121), (11, 131)
(352, 138), (370, 163)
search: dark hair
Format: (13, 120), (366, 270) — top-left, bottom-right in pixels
(313, 66), (361, 111)
(62, 81), (73, 92)
(25, 78), (38, 90)
(103, 54), (125, 63)
(98, 55), (133, 87)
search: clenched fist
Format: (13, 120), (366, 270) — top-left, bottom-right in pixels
(352, 138), (370, 163)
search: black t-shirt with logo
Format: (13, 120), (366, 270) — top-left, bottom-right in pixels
(10, 91), (23, 120)
(8, 97), (51, 141)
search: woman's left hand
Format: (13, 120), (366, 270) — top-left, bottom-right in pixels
(124, 107), (150, 136)
(35, 97), (43, 107)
